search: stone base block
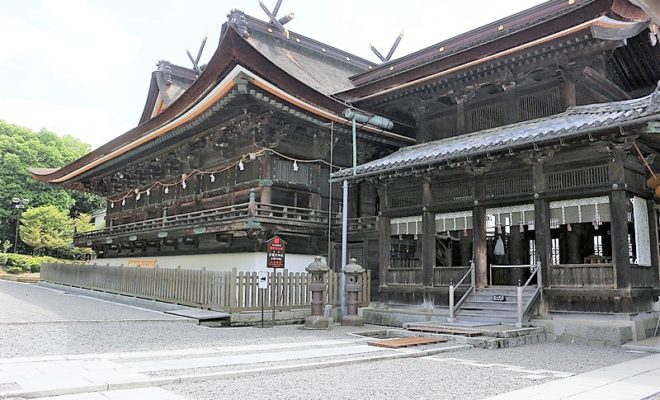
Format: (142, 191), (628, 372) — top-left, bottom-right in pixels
(304, 315), (330, 330)
(341, 314), (364, 326)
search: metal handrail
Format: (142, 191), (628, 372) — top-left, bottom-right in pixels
(516, 262), (541, 328)
(448, 261), (475, 323)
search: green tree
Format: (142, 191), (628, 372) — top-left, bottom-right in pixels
(73, 213), (95, 234)
(0, 120), (104, 251)
(19, 205), (74, 255)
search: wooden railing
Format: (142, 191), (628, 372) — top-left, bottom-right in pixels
(629, 265), (655, 288)
(548, 264), (615, 288)
(387, 256), (422, 286)
(76, 202), (341, 241)
(40, 263), (370, 312)
(434, 266), (471, 287)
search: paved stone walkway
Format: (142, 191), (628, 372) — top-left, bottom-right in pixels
(0, 338), (462, 399)
(485, 353), (660, 399)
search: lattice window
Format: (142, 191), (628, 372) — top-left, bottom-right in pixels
(551, 238), (561, 265)
(529, 240), (537, 266)
(431, 180), (473, 202)
(272, 159), (311, 185)
(467, 102), (504, 132)
(388, 183), (422, 209)
(519, 86), (562, 121)
(547, 165), (610, 191)
(484, 176), (533, 198)
(594, 235), (603, 256)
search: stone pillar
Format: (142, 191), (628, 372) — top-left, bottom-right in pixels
(305, 256), (330, 329)
(342, 258), (365, 326)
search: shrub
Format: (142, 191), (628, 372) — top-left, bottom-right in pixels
(0, 254), (7, 265)
(6, 256), (30, 272)
(2, 254), (60, 274)
(5, 266), (22, 274)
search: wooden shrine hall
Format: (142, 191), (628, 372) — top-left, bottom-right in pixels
(31, 0), (660, 323)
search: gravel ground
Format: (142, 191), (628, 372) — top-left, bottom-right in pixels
(0, 280), (379, 358)
(37, 282), (202, 314)
(437, 342), (643, 373)
(166, 343), (646, 400)
(0, 280), (181, 322)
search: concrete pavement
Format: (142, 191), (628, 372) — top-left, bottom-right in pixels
(485, 353), (660, 400)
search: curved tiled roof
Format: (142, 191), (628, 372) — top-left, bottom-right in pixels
(331, 85), (660, 181)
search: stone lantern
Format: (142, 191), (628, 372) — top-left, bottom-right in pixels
(305, 256), (330, 329)
(341, 258), (365, 326)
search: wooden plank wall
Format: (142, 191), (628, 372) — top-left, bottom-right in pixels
(40, 264), (370, 312)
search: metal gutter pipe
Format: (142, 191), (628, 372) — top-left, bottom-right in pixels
(339, 108), (395, 321)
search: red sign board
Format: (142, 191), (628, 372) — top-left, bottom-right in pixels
(266, 236), (286, 269)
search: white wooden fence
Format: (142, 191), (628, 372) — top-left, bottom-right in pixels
(40, 263), (370, 312)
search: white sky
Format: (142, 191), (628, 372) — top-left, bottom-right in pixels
(0, 0), (546, 150)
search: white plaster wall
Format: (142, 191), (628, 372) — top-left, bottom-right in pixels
(89, 253), (324, 273)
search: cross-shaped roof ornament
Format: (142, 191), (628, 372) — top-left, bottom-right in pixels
(370, 31), (405, 63)
(259, 0), (295, 38)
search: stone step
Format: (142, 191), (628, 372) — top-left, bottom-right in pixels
(459, 309), (517, 318)
(461, 302), (519, 311)
(457, 314), (519, 324)
(467, 296), (534, 303)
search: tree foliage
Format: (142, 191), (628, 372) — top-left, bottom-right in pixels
(0, 120), (105, 252)
(19, 205), (73, 254)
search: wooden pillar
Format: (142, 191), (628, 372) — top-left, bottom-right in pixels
(560, 80), (577, 110)
(459, 231), (472, 267)
(610, 190), (630, 289)
(473, 175), (487, 287)
(534, 198), (552, 288)
(473, 206), (487, 287)
(260, 153), (272, 204)
(422, 179), (435, 287)
(533, 162), (551, 289)
(503, 82), (519, 125)
(509, 226), (525, 284)
(456, 96), (467, 135)
(566, 224), (584, 264)
(377, 185), (390, 288)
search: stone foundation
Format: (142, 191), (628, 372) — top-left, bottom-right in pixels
(533, 311), (660, 347)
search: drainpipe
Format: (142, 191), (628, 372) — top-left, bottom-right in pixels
(341, 180), (348, 319)
(339, 108), (394, 321)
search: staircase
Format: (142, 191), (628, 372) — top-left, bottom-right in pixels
(456, 286), (540, 325)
